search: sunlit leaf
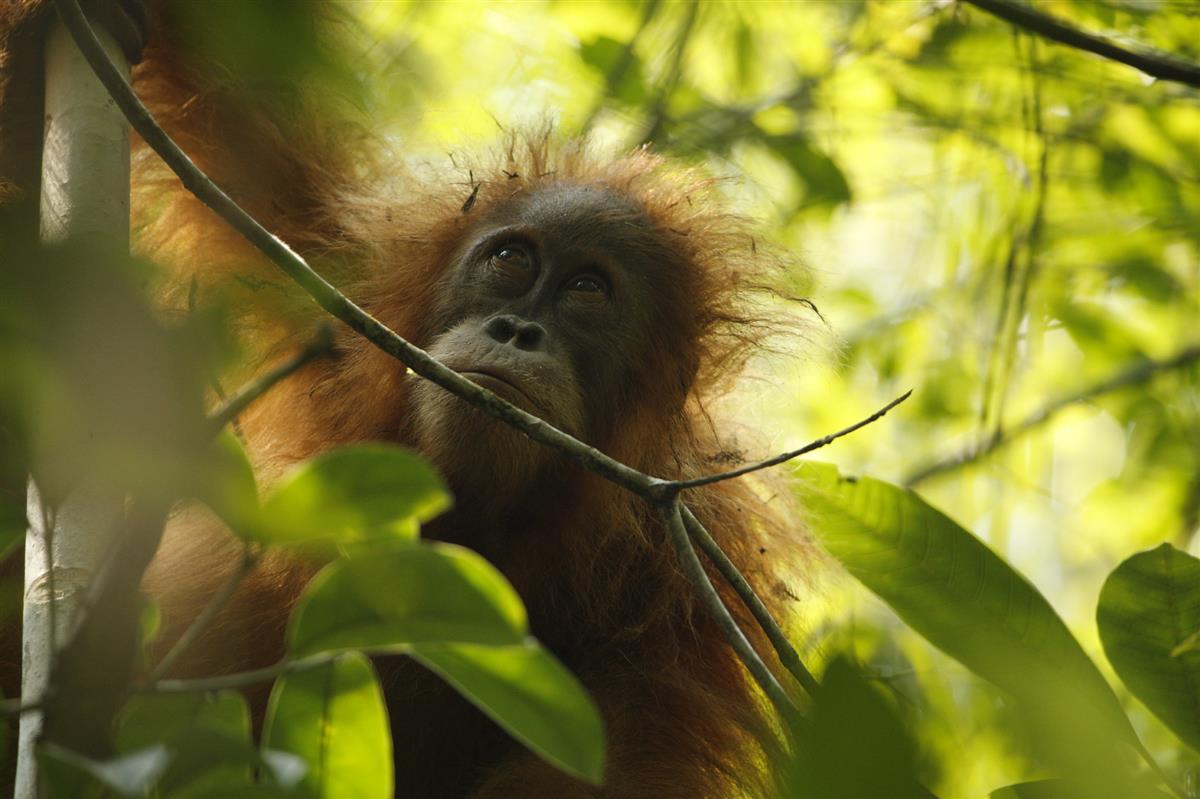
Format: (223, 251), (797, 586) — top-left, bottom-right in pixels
(288, 542), (526, 656)
(1052, 298), (1145, 362)
(1098, 543), (1200, 754)
(259, 445), (449, 544)
(795, 463), (1140, 767)
(262, 652), (392, 799)
(411, 640), (604, 785)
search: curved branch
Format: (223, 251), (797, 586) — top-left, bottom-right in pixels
(964, 0), (1200, 89)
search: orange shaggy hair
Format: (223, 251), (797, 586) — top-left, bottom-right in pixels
(5, 2), (812, 796)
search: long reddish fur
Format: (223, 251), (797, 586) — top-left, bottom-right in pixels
(5, 3), (811, 796)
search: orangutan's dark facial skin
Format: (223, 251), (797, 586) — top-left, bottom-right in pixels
(408, 184), (670, 511)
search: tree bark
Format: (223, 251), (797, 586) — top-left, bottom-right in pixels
(14, 17), (130, 799)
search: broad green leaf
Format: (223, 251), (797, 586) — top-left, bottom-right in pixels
(258, 444), (449, 544)
(795, 463), (1138, 758)
(262, 652), (392, 799)
(411, 640), (604, 785)
(288, 542), (525, 656)
(1098, 543), (1200, 754)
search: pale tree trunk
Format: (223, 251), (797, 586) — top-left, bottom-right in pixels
(14, 17), (130, 799)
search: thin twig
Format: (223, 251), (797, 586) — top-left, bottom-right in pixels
(669, 391), (912, 493)
(681, 506), (819, 697)
(963, 0), (1200, 89)
(907, 344), (1200, 486)
(148, 545), (260, 681)
(206, 324), (335, 434)
(143, 653), (338, 695)
(660, 501), (799, 720)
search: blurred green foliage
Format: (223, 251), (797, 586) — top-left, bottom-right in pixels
(339, 0), (1199, 794)
(331, 1), (1200, 792)
(7, 0), (1200, 796)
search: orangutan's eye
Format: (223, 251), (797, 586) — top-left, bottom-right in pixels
(491, 245), (532, 269)
(568, 274), (608, 295)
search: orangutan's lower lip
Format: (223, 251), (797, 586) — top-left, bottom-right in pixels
(460, 370), (536, 407)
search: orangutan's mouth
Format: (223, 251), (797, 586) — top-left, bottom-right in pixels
(459, 370), (541, 413)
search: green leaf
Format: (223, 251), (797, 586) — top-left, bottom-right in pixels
(795, 463), (1139, 761)
(411, 640), (605, 785)
(194, 431), (259, 536)
(41, 743), (170, 798)
(913, 17), (967, 65)
(288, 542), (525, 656)
(1098, 543), (1200, 754)
(262, 652), (392, 799)
(578, 35), (647, 107)
(990, 780), (1072, 799)
(115, 692), (259, 796)
(790, 656), (930, 799)
(764, 134), (851, 209)
(990, 777), (1169, 799)
(116, 691), (250, 752)
(258, 444), (449, 545)
(157, 730), (263, 797)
